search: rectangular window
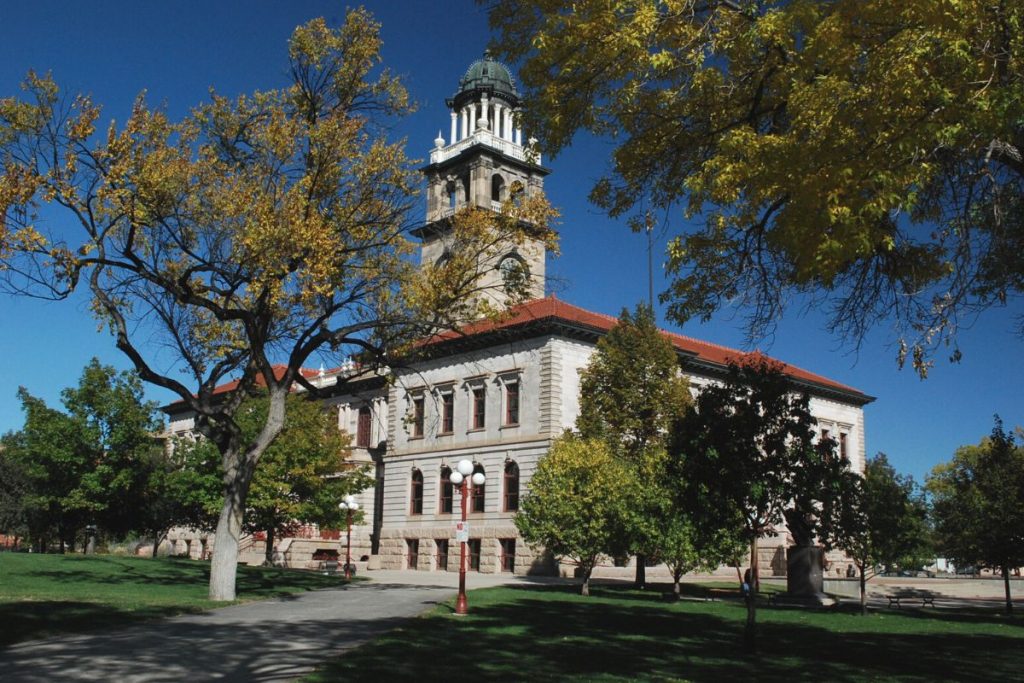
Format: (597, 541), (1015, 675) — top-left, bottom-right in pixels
(821, 428), (830, 441)
(441, 392), (454, 434)
(504, 381), (519, 425)
(839, 432), (848, 460)
(467, 539), (481, 571)
(412, 396), (425, 438)
(503, 462), (519, 512)
(471, 466), (485, 513)
(406, 539), (419, 570)
(436, 539), (449, 571)
(356, 406), (372, 448)
(439, 468), (453, 514)
(471, 387), (486, 430)
(410, 470), (424, 515)
(499, 538), (516, 573)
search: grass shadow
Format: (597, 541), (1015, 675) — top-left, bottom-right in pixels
(309, 585), (1024, 682)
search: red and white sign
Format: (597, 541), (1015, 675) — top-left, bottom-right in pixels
(455, 521), (470, 542)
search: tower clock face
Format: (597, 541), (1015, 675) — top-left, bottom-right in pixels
(499, 256), (528, 293)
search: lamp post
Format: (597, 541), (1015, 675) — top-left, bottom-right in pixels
(450, 458), (485, 615)
(338, 495), (359, 580)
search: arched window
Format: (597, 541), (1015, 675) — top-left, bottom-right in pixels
(491, 174), (506, 202)
(471, 464), (486, 513)
(410, 469), (424, 515)
(503, 461), (520, 512)
(439, 466), (453, 514)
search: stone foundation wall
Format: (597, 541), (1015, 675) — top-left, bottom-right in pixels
(376, 524), (554, 575)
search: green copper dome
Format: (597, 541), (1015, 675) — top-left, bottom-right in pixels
(449, 50), (520, 109)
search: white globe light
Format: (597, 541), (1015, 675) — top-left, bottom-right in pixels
(349, 502), (359, 511)
(450, 471), (464, 486)
(472, 472), (486, 486)
(338, 502), (348, 510)
(344, 494), (356, 506)
(456, 459), (474, 477)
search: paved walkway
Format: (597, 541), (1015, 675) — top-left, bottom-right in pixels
(0, 571), (545, 683)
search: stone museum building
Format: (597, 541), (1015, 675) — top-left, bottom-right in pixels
(164, 52), (873, 576)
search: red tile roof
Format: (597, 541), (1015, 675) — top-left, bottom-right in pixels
(425, 295), (870, 401)
(167, 297), (870, 414)
(164, 364), (330, 411)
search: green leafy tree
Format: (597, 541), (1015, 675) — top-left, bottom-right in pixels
(0, 445), (31, 542)
(515, 434), (631, 596)
(928, 418), (1024, 614)
(836, 453), (932, 614)
(674, 356), (852, 650)
(131, 444), (221, 559)
(577, 304), (691, 588)
(237, 394), (372, 565)
(647, 450), (744, 597)
(489, 1), (1024, 373)
(3, 359), (160, 551)
(61, 360), (163, 539)
(5, 391), (92, 551)
(0, 9), (554, 600)
(174, 393), (372, 565)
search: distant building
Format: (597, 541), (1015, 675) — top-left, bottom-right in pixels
(164, 53), (873, 576)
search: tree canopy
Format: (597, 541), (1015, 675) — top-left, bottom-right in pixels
(515, 434), (631, 596)
(836, 453), (932, 613)
(0, 358), (161, 551)
(185, 393), (373, 565)
(489, 0), (1024, 373)
(0, 8), (554, 600)
(928, 418), (1024, 614)
(673, 356), (854, 648)
(576, 304), (693, 588)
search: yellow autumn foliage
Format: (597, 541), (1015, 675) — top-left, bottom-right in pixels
(490, 0), (1024, 374)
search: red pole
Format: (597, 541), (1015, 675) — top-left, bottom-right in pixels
(455, 478), (469, 615)
(344, 509), (353, 580)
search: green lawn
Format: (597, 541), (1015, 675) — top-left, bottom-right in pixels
(0, 552), (350, 646)
(307, 583), (1024, 682)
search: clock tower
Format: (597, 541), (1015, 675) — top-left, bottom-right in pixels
(416, 51), (550, 303)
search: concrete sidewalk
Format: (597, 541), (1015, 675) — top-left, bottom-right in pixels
(0, 581), (444, 682)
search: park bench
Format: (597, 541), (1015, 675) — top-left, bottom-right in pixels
(704, 588), (741, 601)
(887, 592), (936, 608)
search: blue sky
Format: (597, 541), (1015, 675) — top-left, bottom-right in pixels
(1, 1), (1021, 483)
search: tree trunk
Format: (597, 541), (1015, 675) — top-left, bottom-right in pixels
(580, 563), (593, 596)
(1003, 565), (1013, 615)
(156, 529), (170, 557)
(745, 537), (758, 653)
(859, 563), (867, 616)
(152, 536), (160, 558)
(208, 388), (286, 602)
(673, 568), (683, 598)
(264, 526), (276, 565)
(209, 481), (247, 601)
(635, 554), (646, 590)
